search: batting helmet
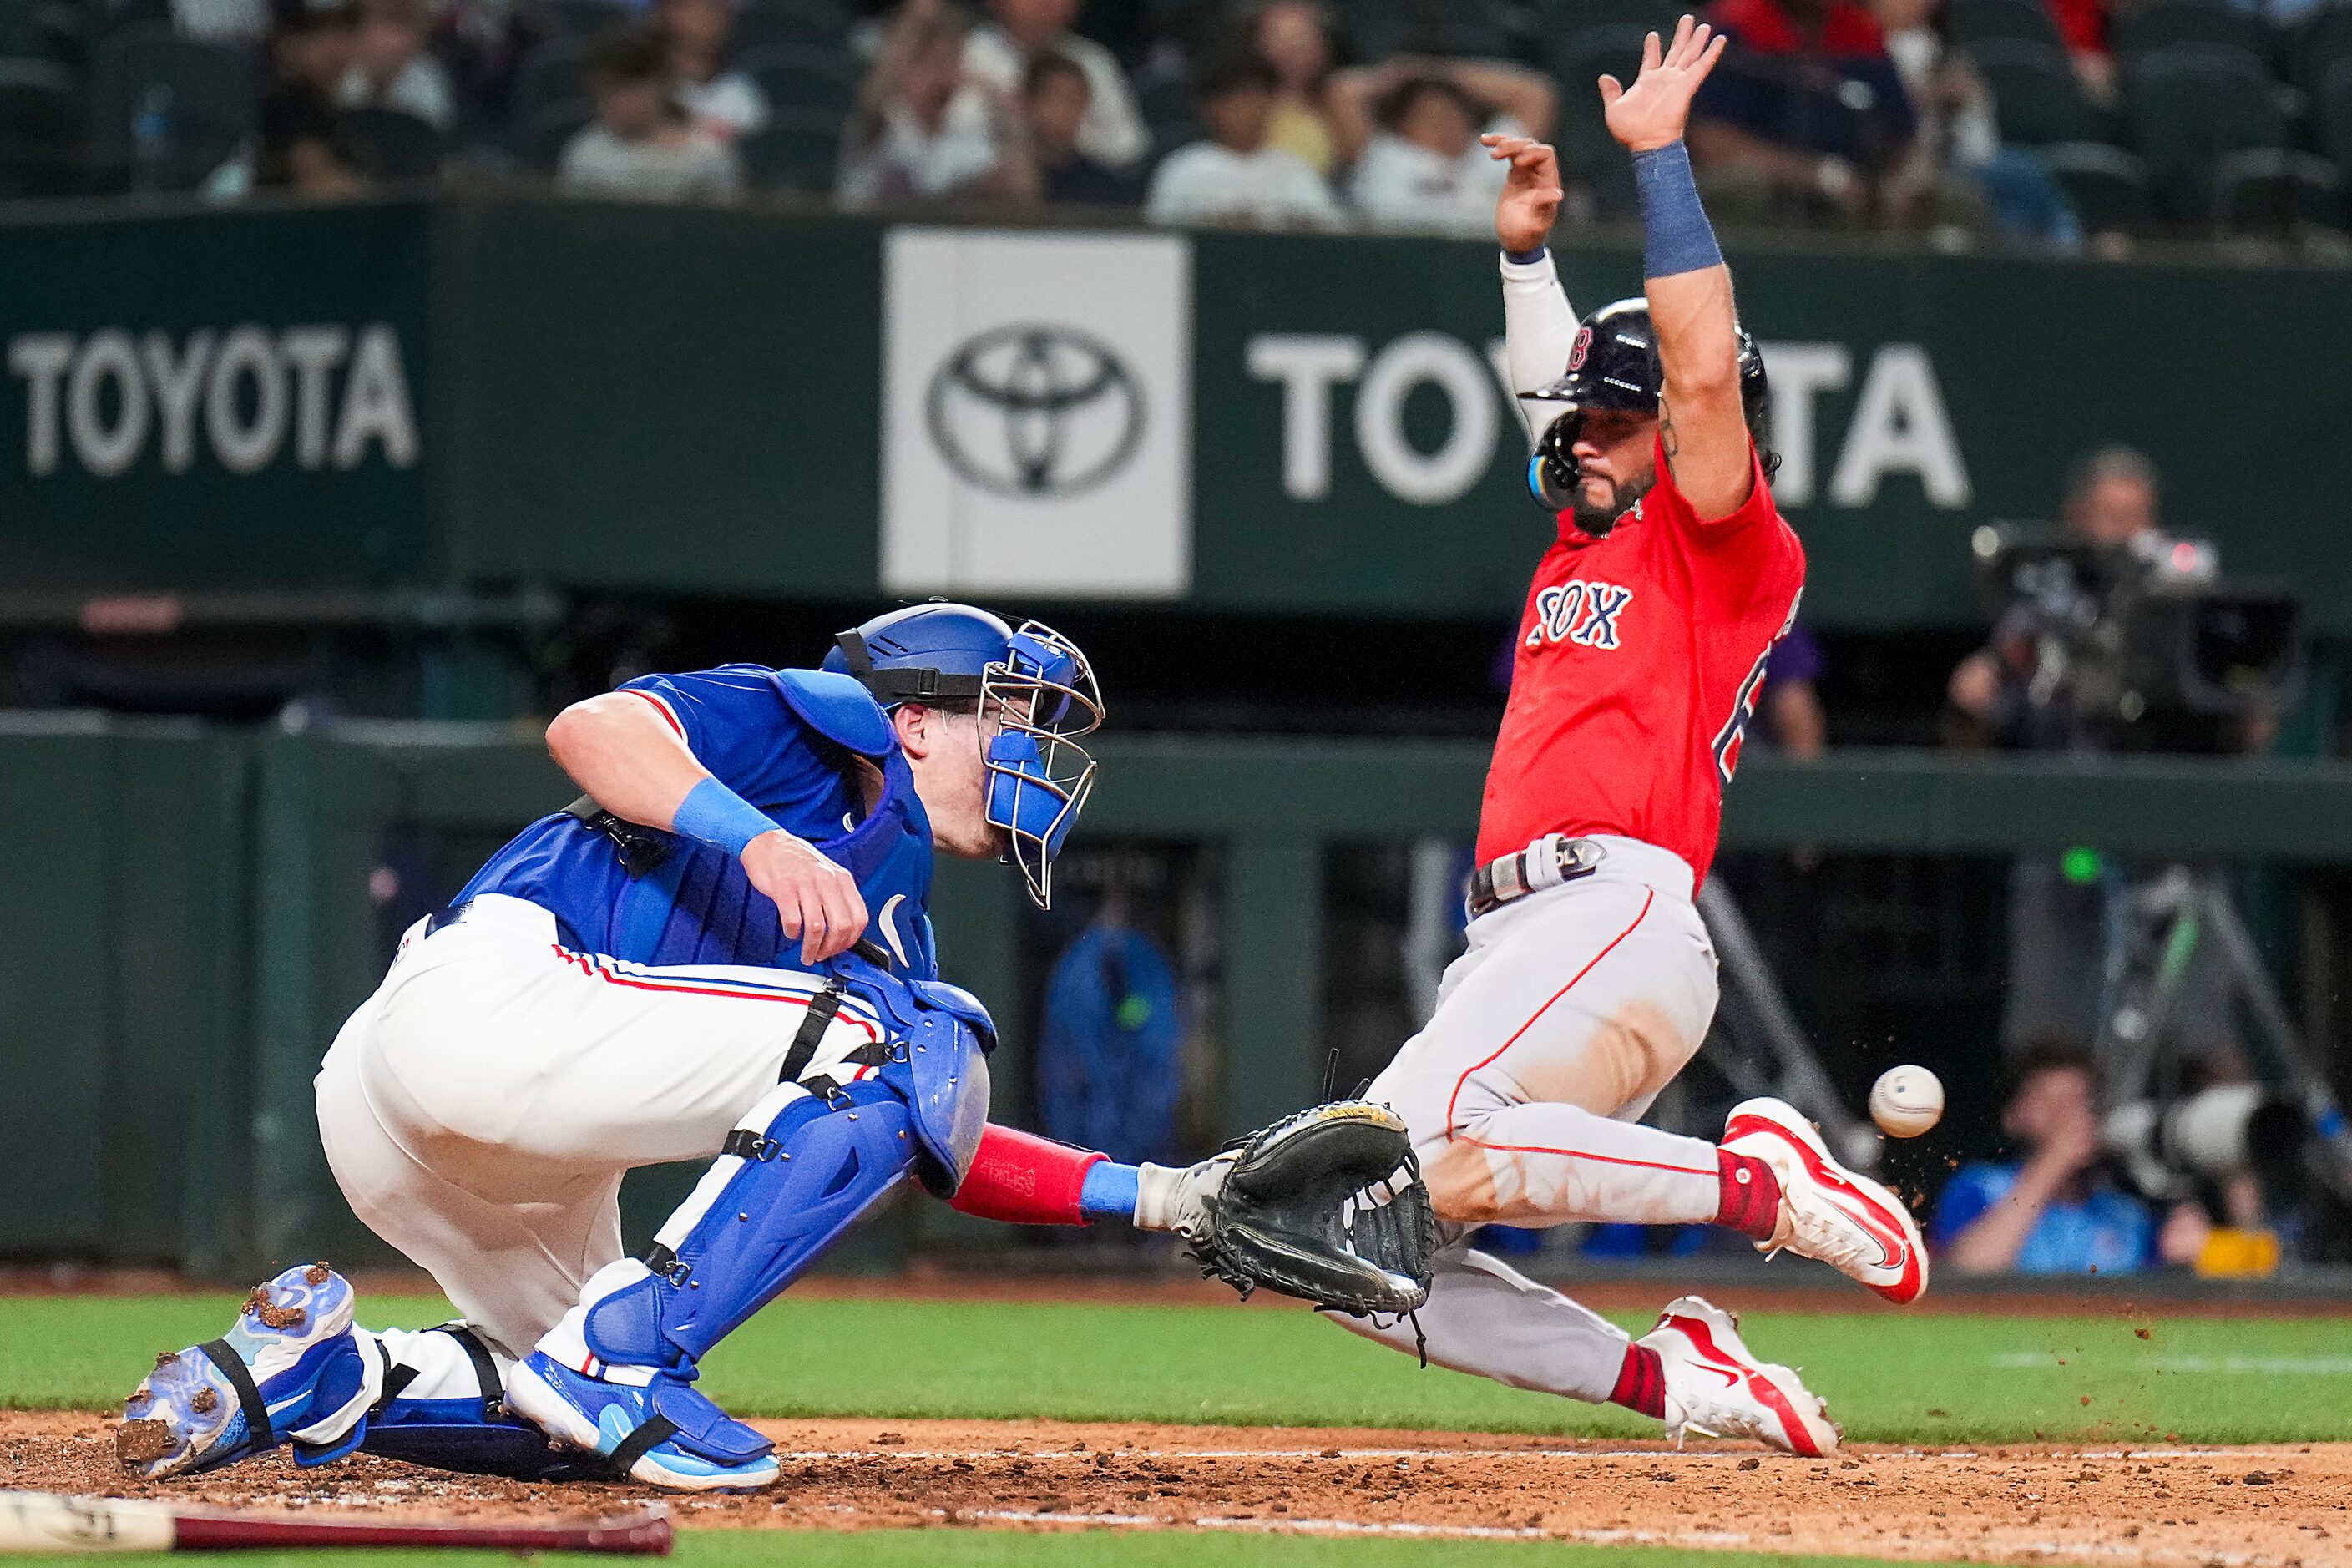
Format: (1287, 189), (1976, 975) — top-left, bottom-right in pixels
(825, 603), (1102, 909)
(1520, 298), (1775, 520)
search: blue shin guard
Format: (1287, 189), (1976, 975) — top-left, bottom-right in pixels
(506, 1080), (918, 1490)
(588, 1081), (918, 1369)
(358, 1324), (608, 1483)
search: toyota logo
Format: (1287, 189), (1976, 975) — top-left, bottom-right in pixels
(924, 323), (1146, 500)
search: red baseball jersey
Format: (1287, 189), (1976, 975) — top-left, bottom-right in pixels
(1475, 436), (1806, 886)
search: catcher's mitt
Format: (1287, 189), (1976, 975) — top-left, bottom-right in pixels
(1190, 1100), (1436, 1317)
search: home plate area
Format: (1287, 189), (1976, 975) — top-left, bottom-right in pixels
(6, 1412), (2348, 1565)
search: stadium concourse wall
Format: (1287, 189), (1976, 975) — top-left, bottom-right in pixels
(7, 716), (2352, 1276)
(2, 195), (2351, 635)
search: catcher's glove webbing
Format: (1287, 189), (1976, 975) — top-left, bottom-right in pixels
(1192, 1101), (1435, 1317)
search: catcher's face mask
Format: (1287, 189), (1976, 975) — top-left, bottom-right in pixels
(978, 620), (1101, 909)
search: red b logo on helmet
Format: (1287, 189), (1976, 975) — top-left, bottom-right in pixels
(1566, 326), (1593, 373)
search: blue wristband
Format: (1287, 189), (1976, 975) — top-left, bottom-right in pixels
(1632, 139), (1723, 279)
(1503, 244), (1549, 265)
(672, 776), (776, 858)
(1079, 1160), (1141, 1221)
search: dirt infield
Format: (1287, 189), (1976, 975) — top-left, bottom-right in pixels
(8, 1411), (2347, 1566)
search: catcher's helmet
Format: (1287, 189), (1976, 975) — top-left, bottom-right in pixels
(1520, 298), (1774, 519)
(824, 603), (1102, 909)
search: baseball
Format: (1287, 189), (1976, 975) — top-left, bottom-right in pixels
(1869, 1066), (1945, 1138)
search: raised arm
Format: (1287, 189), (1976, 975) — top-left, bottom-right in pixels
(1601, 17), (1754, 522)
(1484, 133), (1580, 445)
(547, 690), (866, 964)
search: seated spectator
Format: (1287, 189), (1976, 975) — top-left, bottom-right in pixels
(1252, 0), (1354, 175)
(256, 0), (367, 195)
(336, 0), (457, 132)
(1870, 0), (2076, 245)
(654, 0), (769, 144)
(2045, 0), (2112, 99)
(1348, 61), (1554, 237)
(1934, 1041), (2208, 1275)
(558, 27), (742, 201)
(839, 0), (1032, 209)
(955, 0), (1147, 169)
(1146, 53), (1341, 228)
(1688, 0), (1916, 224)
(1024, 51), (1127, 203)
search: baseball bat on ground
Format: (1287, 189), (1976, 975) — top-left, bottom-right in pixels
(0, 1492), (673, 1555)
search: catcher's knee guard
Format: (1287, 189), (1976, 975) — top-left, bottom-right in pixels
(586, 1080), (918, 1372)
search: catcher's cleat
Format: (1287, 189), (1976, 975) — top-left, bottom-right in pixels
(1637, 1295), (1840, 1458)
(506, 1353), (781, 1493)
(1722, 1096), (1928, 1305)
(118, 1262), (377, 1479)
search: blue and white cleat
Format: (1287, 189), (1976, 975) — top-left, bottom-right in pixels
(118, 1262), (377, 1479)
(506, 1352), (780, 1492)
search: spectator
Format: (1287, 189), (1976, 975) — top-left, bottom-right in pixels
(336, 0), (458, 132)
(1252, 0), (1355, 175)
(1934, 1041), (2208, 1274)
(2045, 0), (2112, 99)
(1024, 51), (1127, 203)
(1146, 53), (1342, 228)
(1763, 622), (1828, 756)
(1687, 0), (1916, 224)
(1869, 0), (2077, 245)
(255, 0), (366, 195)
(954, 0), (1147, 169)
(558, 27), (742, 201)
(1348, 61), (1554, 237)
(839, 0), (1032, 209)
(654, 0), (769, 144)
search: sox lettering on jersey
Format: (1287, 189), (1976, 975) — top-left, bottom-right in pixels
(1526, 580), (1635, 651)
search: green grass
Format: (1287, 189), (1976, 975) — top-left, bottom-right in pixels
(6, 1291), (2351, 1444)
(0, 1532), (1985, 1568)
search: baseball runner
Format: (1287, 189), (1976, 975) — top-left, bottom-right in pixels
(1327, 18), (1926, 1456)
(117, 604), (1429, 1492)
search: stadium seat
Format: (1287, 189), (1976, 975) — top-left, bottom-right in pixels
(732, 1), (852, 58)
(1969, 38), (2108, 145)
(736, 102), (839, 194)
(1551, 23), (1647, 215)
(2210, 145), (2343, 232)
(2314, 55), (2352, 183)
(534, 0), (631, 40)
(511, 35), (592, 132)
(2287, 3), (2352, 102)
(1950, 0), (2070, 53)
(2035, 139), (2154, 231)
(341, 104), (443, 181)
(2125, 43), (2289, 223)
(0, 53), (78, 194)
(1532, 0), (1682, 41)
(2112, 0), (2271, 66)
(1345, 0), (1521, 63)
(88, 23), (255, 190)
(740, 43), (852, 120)
(520, 95), (590, 172)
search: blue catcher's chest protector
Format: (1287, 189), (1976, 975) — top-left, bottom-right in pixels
(457, 666), (939, 977)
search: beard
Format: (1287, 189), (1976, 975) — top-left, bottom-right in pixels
(1570, 465), (1657, 537)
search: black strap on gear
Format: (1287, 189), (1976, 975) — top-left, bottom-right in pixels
(831, 630), (984, 705)
(371, 1323), (503, 1419)
(196, 1338), (271, 1444)
(778, 983), (846, 1083)
(564, 795), (673, 878)
(603, 1414), (680, 1479)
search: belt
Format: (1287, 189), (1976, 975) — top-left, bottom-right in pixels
(1466, 834), (1606, 919)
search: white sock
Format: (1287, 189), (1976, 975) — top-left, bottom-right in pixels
(532, 1260), (655, 1387)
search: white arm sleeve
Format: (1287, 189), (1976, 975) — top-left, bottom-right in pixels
(1500, 248), (1581, 447)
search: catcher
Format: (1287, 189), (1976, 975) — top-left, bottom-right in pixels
(119, 603), (1433, 1493)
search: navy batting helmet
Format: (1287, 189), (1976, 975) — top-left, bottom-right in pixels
(1520, 298), (1775, 520)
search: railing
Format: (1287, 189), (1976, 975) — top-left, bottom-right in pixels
(7, 714), (2351, 1274)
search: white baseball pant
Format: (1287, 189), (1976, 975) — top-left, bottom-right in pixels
(1335, 835), (1725, 1402)
(312, 893), (893, 1393)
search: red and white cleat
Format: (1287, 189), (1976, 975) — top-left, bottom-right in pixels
(1722, 1095), (1928, 1305)
(1637, 1296), (1840, 1458)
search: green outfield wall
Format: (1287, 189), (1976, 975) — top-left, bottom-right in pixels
(1, 197), (2347, 632)
(4, 718), (2352, 1273)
